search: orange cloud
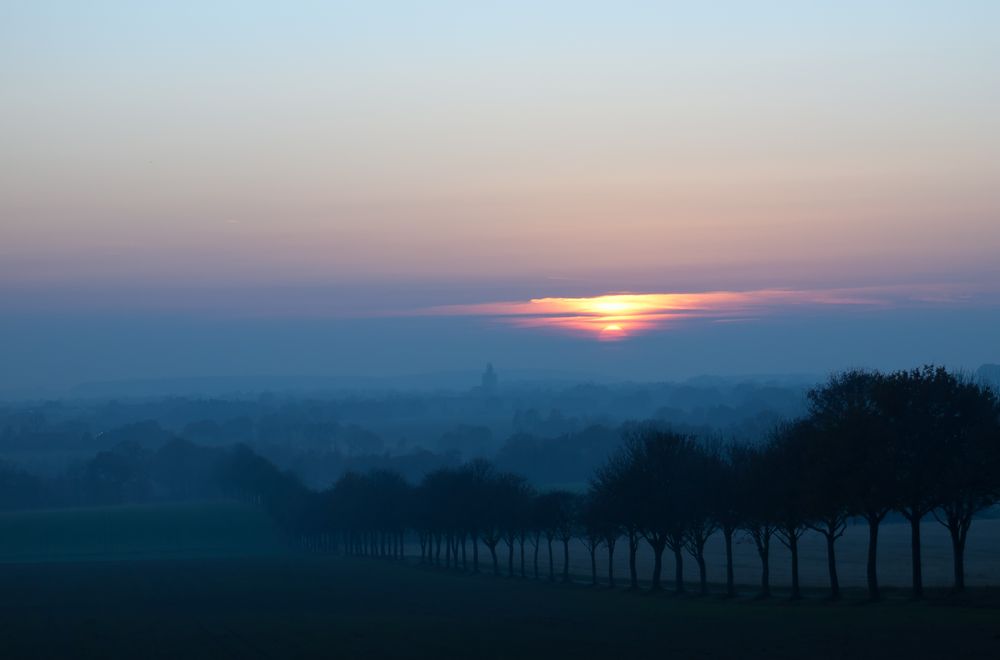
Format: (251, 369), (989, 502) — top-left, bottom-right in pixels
(419, 289), (891, 340)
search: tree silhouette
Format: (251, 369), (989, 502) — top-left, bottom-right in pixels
(533, 491), (565, 582)
(550, 491), (580, 583)
(683, 445), (722, 596)
(579, 494), (606, 586)
(879, 367), (954, 598)
(590, 449), (641, 589)
(767, 422), (811, 600)
(926, 375), (1000, 591)
(617, 426), (701, 593)
(584, 480), (623, 588)
(713, 446), (744, 598)
(734, 443), (778, 599)
(808, 370), (892, 600)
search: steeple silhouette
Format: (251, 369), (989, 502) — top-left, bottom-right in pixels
(481, 362), (498, 394)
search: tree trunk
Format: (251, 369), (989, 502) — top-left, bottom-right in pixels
(628, 532), (639, 590)
(507, 539), (515, 577)
(724, 527), (735, 598)
(489, 543), (499, 576)
(607, 539), (616, 588)
(789, 533), (800, 600)
(948, 518), (967, 593)
(650, 540), (665, 592)
(562, 539), (570, 582)
(909, 514), (923, 599)
(673, 546), (685, 594)
(547, 537), (554, 581)
(825, 531), (840, 600)
(696, 551), (707, 596)
(533, 533), (540, 579)
(472, 534), (480, 573)
(590, 547), (597, 586)
(519, 536), (526, 578)
(756, 534), (771, 598)
(534, 534), (542, 580)
(866, 515), (880, 601)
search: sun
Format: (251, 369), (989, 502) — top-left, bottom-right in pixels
(599, 324), (627, 341)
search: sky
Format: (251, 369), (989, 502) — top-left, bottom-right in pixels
(1, 2), (999, 396)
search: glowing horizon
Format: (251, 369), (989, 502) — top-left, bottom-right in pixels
(418, 287), (906, 340)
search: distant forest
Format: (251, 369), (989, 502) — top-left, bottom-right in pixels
(0, 373), (819, 489)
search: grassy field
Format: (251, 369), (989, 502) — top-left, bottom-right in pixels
(554, 516), (1000, 590)
(1, 555), (999, 659)
(0, 501), (286, 562)
(0, 503), (998, 658)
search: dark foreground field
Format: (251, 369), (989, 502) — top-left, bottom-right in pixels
(1, 554), (999, 660)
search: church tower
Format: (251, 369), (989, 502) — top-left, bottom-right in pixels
(481, 362), (498, 394)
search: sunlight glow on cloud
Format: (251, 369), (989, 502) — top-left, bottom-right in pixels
(419, 289), (908, 341)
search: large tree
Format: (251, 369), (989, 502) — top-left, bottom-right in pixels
(590, 450), (641, 589)
(684, 445), (723, 596)
(766, 424), (810, 601)
(807, 370), (893, 600)
(714, 446), (744, 598)
(617, 426), (702, 592)
(878, 367), (957, 598)
(733, 444), (778, 599)
(927, 375), (1000, 591)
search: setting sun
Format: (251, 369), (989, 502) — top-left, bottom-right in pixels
(420, 287), (901, 341)
(600, 324), (627, 341)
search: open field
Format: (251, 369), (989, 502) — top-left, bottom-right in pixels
(0, 502), (285, 563)
(1, 502), (998, 589)
(401, 516), (1000, 590)
(0, 503), (998, 658)
(1, 555), (999, 659)
(557, 516), (1000, 590)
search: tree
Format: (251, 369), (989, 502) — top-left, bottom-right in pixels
(878, 367), (954, 598)
(799, 422), (850, 601)
(683, 445), (722, 596)
(734, 443), (778, 599)
(534, 490), (569, 581)
(928, 376), (1000, 591)
(586, 476), (623, 588)
(551, 491), (580, 583)
(714, 446), (744, 598)
(417, 467), (464, 566)
(497, 473), (533, 578)
(768, 423), (817, 600)
(465, 460), (505, 576)
(579, 493), (612, 586)
(617, 426), (700, 593)
(591, 449), (641, 589)
(808, 370), (892, 600)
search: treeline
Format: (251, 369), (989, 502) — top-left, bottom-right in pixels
(239, 366), (1000, 600)
(0, 376), (816, 477)
(0, 438), (236, 509)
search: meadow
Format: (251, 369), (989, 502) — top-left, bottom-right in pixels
(0, 501), (285, 563)
(2, 554), (999, 659)
(0, 502), (998, 658)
